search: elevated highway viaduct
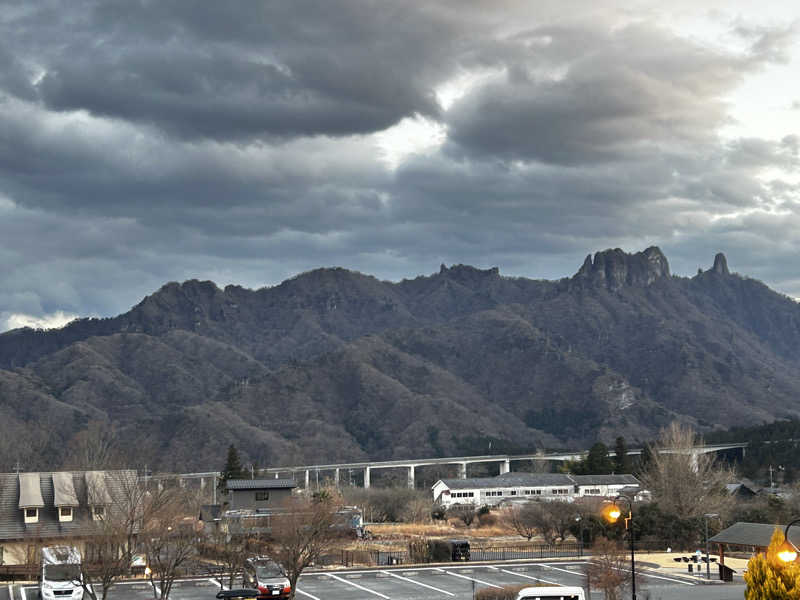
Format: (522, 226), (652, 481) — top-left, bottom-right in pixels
(168, 442), (747, 491)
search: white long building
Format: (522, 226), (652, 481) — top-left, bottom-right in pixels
(432, 472), (641, 507)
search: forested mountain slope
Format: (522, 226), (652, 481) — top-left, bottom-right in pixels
(2, 247), (799, 471)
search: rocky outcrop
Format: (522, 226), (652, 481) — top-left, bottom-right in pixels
(574, 246), (670, 290)
(711, 252), (730, 276)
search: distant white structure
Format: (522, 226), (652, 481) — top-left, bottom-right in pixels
(432, 472), (641, 507)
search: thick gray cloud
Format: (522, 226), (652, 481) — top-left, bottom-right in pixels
(12, 1), (464, 140)
(445, 22), (790, 164)
(0, 1), (799, 330)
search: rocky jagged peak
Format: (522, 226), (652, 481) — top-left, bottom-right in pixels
(439, 264), (500, 282)
(711, 252), (730, 276)
(574, 246), (670, 290)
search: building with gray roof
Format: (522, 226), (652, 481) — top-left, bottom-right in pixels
(224, 478), (296, 511)
(432, 472), (641, 507)
(0, 470), (137, 566)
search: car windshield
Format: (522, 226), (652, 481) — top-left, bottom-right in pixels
(521, 597), (580, 600)
(520, 596), (580, 600)
(44, 565), (81, 582)
(255, 561), (284, 578)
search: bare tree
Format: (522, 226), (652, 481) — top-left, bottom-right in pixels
(141, 488), (201, 600)
(446, 504), (477, 527)
(588, 537), (634, 600)
(62, 421), (121, 470)
(75, 471), (151, 600)
(79, 520), (129, 600)
(267, 496), (341, 600)
(506, 503), (538, 540)
(515, 501), (577, 544)
(401, 496), (434, 523)
(202, 529), (251, 590)
(640, 422), (735, 519)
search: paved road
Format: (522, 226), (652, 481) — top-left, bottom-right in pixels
(9, 562), (746, 600)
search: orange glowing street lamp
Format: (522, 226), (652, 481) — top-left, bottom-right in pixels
(603, 491), (637, 600)
(778, 519), (800, 563)
(606, 504), (622, 522)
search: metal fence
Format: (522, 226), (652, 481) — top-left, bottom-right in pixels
(470, 543), (583, 562)
(326, 540), (698, 568)
(367, 542), (583, 566)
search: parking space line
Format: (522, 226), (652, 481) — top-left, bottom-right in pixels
(8, 584), (14, 600)
(500, 569), (560, 586)
(301, 562), (590, 577)
(295, 589), (321, 600)
(610, 566), (696, 585)
(20, 587), (27, 600)
(327, 574), (391, 599)
(540, 561), (695, 586)
(446, 571), (502, 589)
(538, 564), (586, 578)
(381, 570), (455, 597)
(209, 579), (226, 590)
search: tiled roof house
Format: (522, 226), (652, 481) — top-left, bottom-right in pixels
(0, 470), (137, 566)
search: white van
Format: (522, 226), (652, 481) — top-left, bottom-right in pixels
(39, 546), (84, 600)
(516, 586), (585, 600)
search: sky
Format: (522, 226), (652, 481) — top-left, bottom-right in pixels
(1, 1), (799, 331)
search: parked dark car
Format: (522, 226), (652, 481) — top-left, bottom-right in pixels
(430, 539), (470, 561)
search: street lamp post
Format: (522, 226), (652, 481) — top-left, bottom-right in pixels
(575, 515), (590, 600)
(777, 518), (800, 564)
(703, 513), (719, 579)
(605, 492), (637, 600)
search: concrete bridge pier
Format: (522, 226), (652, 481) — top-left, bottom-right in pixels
(334, 468), (340, 487)
(500, 459), (510, 474)
(458, 462), (467, 479)
(305, 469), (310, 489)
(408, 465), (416, 489)
(364, 466), (371, 489)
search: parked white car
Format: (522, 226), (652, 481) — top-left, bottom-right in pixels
(39, 546), (83, 600)
(515, 586), (585, 600)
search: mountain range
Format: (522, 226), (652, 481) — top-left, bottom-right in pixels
(2, 247), (799, 472)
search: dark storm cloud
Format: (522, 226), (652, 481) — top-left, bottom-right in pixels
(13, 1), (467, 141)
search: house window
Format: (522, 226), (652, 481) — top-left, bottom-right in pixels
(510, 491), (517, 496)
(24, 508), (38, 523)
(255, 491), (269, 501)
(585, 488), (601, 495)
(59, 506), (73, 522)
(93, 506), (105, 520)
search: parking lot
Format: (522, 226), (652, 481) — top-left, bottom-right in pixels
(6, 562), (747, 600)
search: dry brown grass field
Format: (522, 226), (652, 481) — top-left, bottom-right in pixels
(367, 521), (517, 538)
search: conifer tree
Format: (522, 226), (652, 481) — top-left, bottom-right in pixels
(613, 436), (631, 473)
(744, 527), (800, 599)
(218, 444), (246, 492)
(585, 442), (614, 474)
